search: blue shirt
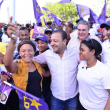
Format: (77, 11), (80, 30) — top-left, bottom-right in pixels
(0, 32), (3, 42)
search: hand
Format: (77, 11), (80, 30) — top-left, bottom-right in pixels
(0, 75), (8, 83)
(62, 21), (67, 26)
(7, 17), (20, 41)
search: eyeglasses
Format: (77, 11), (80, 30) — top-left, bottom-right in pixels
(84, 38), (95, 49)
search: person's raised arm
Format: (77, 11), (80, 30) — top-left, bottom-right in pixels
(62, 21), (70, 41)
(4, 17), (19, 73)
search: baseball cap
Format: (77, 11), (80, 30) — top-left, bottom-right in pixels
(45, 28), (52, 34)
(100, 21), (110, 28)
(0, 42), (8, 55)
(96, 33), (103, 36)
(35, 34), (49, 42)
(76, 17), (84, 23)
(0, 24), (2, 28)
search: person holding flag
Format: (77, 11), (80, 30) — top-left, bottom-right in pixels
(0, 42), (19, 110)
(3, 17), (49, 110)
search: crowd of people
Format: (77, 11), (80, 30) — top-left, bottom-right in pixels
(0, 15), (110, 110)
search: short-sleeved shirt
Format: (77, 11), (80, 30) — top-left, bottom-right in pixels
(77, 60), (110, 110)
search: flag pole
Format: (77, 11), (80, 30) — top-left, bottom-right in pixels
(12, 0), (15, 37)
(3, 81), (40, 101)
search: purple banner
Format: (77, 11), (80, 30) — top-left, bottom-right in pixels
(32, 26), (39, 39)
(11, 85), (49, 110)
(0, 81), (12, 104)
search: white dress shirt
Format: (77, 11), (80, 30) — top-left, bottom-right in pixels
(33, 48), (79, 100)
(101, 39), (110, 67)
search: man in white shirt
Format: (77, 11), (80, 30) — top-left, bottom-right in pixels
(100, 21), (110, 67)
(33, 30), (79, 110)
(67, 20), (101, 50)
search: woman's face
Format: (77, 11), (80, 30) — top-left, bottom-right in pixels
(19, 44), (35, 63)
(37, 40), (48, 52)
(79, 43), (94, 61)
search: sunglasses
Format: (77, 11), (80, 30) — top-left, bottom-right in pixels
(84, 38), (95, 48)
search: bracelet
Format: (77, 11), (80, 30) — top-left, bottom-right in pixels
(1, 71), (12, 81)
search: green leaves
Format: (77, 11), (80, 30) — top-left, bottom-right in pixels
(43, 1), (78, 24)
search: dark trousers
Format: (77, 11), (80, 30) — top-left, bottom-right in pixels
(77, 94), (86, 110)
(41, 89), (51, 109)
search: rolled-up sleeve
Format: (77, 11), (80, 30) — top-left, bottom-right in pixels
(33, 51), (47, 64)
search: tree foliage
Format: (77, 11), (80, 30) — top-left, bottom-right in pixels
(42, 1), (78, 23)
(41, 0), (110, 26)
(107, 0), (110, 16)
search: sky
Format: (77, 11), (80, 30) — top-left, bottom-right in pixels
(0, 0), (104, 24)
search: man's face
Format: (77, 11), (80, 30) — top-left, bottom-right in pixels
(103, 30), (108, 41)
(51, 33), (66, 54)
(98, 35), (103, 40)
(19, 29), (30, 41)
(89, 22), (93, 28)
(47, 24), (52, 28)
(78, 24), (89, 41)
(45, 32), (52, 43)
(107, 29), (110, 40)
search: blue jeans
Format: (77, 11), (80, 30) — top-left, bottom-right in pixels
(50, 94), (78, 110)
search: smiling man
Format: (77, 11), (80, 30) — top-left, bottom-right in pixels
(33, 30), (79, 110)
(67, 20), (101, 51)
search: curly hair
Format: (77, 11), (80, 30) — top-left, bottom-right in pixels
(17, 40), (36, 52)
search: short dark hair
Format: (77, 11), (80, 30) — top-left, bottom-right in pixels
(26, 23), (29, 28)
(19, 27), (29, 33)
(17, 40), (36, 52)
(81, 39), (102, 57)
(53, 30), (68, 41)
(68, 23), (73, 30)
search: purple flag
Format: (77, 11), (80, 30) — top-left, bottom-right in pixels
(43, 17), (47, 25)
(97, 0), (106, 24)
(42, 7), (62, 26)
(37, 18), (41, 26)
(54, 17), (62, 26)
(76, 4), (90, 18)
(0, 0), (3, 8)
(89, 9), (98, 23)
(59, 0), (71, 3)
(32, 26), (39, 39)
(76, 4), (98, 23)
(4, 81), (49, 110)
(32, 0), (43, 23)
(42, 7), (56, 20)
(0, 81), (12, 104)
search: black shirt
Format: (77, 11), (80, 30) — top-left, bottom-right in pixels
(35, 50), (51, 90)
(26, 69), (41, 98)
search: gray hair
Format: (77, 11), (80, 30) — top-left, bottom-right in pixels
(77, 20), (90, 29)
